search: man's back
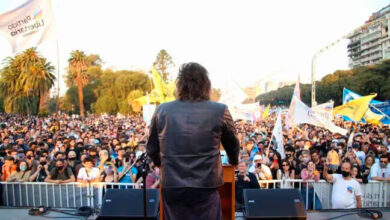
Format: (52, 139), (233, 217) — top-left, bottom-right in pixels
(147, 100), (239, 188)
(146, 62), (240, 220)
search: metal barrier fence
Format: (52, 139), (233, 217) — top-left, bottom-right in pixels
(0, 182), (138, 209)
(1, 180), (388, 210)
(257, 179), (390, 210)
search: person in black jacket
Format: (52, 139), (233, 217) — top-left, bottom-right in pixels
(147, 63), (240, 220)
(235, 159), (260, 210)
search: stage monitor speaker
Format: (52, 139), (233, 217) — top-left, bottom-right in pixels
(243, 189), (306, 220)
(96, 189), (159, 220)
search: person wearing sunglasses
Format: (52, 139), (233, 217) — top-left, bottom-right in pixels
(278, 159), (295, 189)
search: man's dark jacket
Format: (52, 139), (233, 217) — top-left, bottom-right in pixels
(147, 100), (240, 188)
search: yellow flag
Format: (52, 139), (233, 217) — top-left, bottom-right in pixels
(262, 104), (270, 119)
(151, 66), (166, 103)
(364, 108), (383, 125)
(333, 94), (376, 121)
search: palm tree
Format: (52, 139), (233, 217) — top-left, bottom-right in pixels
(16, 48), (55, 113)
(0, 48), (55, 114)
(68, 50), (89, 117)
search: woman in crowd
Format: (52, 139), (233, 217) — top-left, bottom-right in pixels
(67, 151), (80, 175)
(77, 157), (101, 183)
(100, 161), (118, 183)
(278, 159), (295, 188)
(351, 164), (365, 183)
(270, 152), (282, 180)
(1, 156), (17, 181)
(7, 160), (31, 182)
(300, 160), (322, 210)
(361, 155), (375, 180)
(135, 160), (160, 189)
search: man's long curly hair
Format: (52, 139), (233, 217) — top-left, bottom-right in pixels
(176, 62), (211, 102)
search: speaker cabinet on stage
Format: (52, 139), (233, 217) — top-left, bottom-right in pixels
(243, 189), (306, 220)
(97, 189), (159, 220)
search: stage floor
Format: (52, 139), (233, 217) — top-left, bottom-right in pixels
(1, 207), (389, 219)
(0, 207), (97, 220)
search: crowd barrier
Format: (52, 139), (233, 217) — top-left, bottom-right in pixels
(258, 179), (390, 210)
(0, 182), (138, 209)
(0, 180), (388, 210)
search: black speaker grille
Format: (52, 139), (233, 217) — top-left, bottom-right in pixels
(243, 189), (306, 220)
(97, 189), (159, 220)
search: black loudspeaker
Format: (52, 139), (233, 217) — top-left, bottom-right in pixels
(97, 189), (159, 220)
(243, 189), (306, 220)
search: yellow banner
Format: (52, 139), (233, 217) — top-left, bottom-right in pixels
(333, 94), (376, 121)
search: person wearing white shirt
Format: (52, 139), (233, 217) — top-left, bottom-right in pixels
(249, 154), (272, 181)
(370, 155), (390, 181)
(324, 161), (362, 209)
(77, 157), (101, 183)
(353, 143), (366, 164)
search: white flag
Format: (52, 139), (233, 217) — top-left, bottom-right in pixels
(290, 96), (347, 136)
(311, 101), (334, 121)
(230, 103), (260, 122)
(272, 110), (285, 159)
(286, 75), (300, 128)
(219, 80), (249, 121)
(293, 74), (301, 100)
(219, 80), (247, 107)
(0, 0), (56, 53)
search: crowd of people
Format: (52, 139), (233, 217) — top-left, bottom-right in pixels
(0, 114), (159, 189)
(0, 111), (389, 209)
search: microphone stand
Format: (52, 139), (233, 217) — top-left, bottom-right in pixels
(140, 153), (150, 220)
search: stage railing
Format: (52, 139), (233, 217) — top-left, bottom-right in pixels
(1, 181), (389, 210)
(0, 182), (138, 209)
(257, 179), (390, 210)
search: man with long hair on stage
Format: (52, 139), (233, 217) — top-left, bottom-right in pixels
(147, 62), (240, 220)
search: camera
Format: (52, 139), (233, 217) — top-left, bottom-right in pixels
(256, 163), (262, 168)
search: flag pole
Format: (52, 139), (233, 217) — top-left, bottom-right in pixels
(56, 38), (60, 113)
(264, 133), (274, 165)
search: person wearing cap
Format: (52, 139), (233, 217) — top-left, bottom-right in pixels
(249, 154), (272, 182)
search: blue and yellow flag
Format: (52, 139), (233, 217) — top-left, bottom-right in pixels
(333, 94), (376, 121)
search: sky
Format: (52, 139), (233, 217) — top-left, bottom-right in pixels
(0, 0), (389, 95)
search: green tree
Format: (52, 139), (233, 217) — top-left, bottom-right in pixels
(89, 70), (150, 115)
(0, 48), (55, 114)
(94, 95), (118, 114)
(68, 50), (89, 117)
(152, 49), (174, 81)
(256, 59), (390, 106)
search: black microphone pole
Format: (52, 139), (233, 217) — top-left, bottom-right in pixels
(140, 153), (149, 220)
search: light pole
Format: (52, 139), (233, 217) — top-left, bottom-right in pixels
(311, 17), (389, 107)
